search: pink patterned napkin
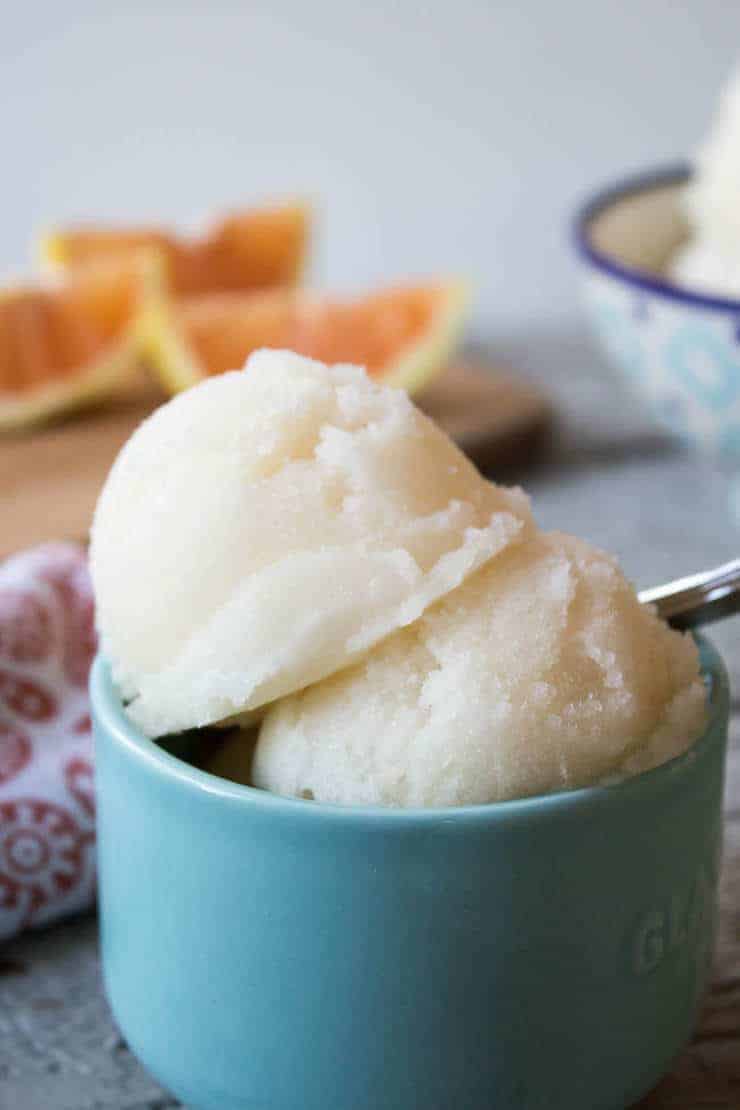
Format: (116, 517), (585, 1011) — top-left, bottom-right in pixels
(0, 543), (96, 942)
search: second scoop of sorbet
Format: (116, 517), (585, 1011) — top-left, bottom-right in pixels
(253, 532), (706, 807)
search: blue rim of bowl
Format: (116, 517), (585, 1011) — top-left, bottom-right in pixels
(90, 634), (728, 827)
(574, 161), (740, 314)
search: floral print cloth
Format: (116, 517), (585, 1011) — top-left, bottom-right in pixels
(0, 544), (96, 941)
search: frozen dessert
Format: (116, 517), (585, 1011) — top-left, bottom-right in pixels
(90, 349), (531, 737)
(253, 532), (706, 807)
(92, 349), (707, 807)
(672, 64), (740, 296)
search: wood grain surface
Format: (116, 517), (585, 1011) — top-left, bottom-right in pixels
(0, 363), (550, 557)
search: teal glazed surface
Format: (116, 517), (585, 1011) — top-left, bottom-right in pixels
(91, 638), (729, 1110)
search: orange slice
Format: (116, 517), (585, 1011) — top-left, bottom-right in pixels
(40, 202), (309, 297)
(0, 254), (160, 431)
(146, 280), (470, 397)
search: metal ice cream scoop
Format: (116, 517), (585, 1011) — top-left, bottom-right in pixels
(639, 558), (740, 630)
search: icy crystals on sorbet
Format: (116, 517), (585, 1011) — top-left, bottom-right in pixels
(90, 350), (532, 737)
(253, 532), (707, 807)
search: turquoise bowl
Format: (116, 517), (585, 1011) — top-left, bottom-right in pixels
(91, 637), (729, 1110)
(575, 164), (740, 455)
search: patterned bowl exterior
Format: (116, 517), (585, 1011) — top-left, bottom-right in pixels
(575, 165), (740, 456)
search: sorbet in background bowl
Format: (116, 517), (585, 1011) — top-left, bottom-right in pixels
(673, 65), (740, 298)
(575, 67), (740, 455)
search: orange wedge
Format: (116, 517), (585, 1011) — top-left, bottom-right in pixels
(40, 202), (309, 297)
(0, 254), (160, 431)
(146, 280), (470, 397)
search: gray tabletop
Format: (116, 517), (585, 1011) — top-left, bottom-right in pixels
(1, 322), (739, 1110)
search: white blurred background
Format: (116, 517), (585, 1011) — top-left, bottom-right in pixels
(2, 0), (739, 333)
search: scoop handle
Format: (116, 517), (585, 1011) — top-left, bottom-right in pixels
(639, 558), (740, 630)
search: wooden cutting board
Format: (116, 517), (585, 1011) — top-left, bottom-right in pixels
(0, 364), (550, 557)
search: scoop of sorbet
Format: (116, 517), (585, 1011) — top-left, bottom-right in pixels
(672, 64), (740, 295)
(253, 532), (706, 807)
(90, 350), (532, 737)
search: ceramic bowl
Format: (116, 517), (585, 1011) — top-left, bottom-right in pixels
(575, 163), (740, 454)
(91, 637), (728, 1110)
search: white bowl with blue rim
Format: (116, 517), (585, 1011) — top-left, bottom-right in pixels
(575, 163), (740, 455)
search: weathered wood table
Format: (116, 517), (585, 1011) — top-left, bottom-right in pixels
(1, 324), (738, 1109)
